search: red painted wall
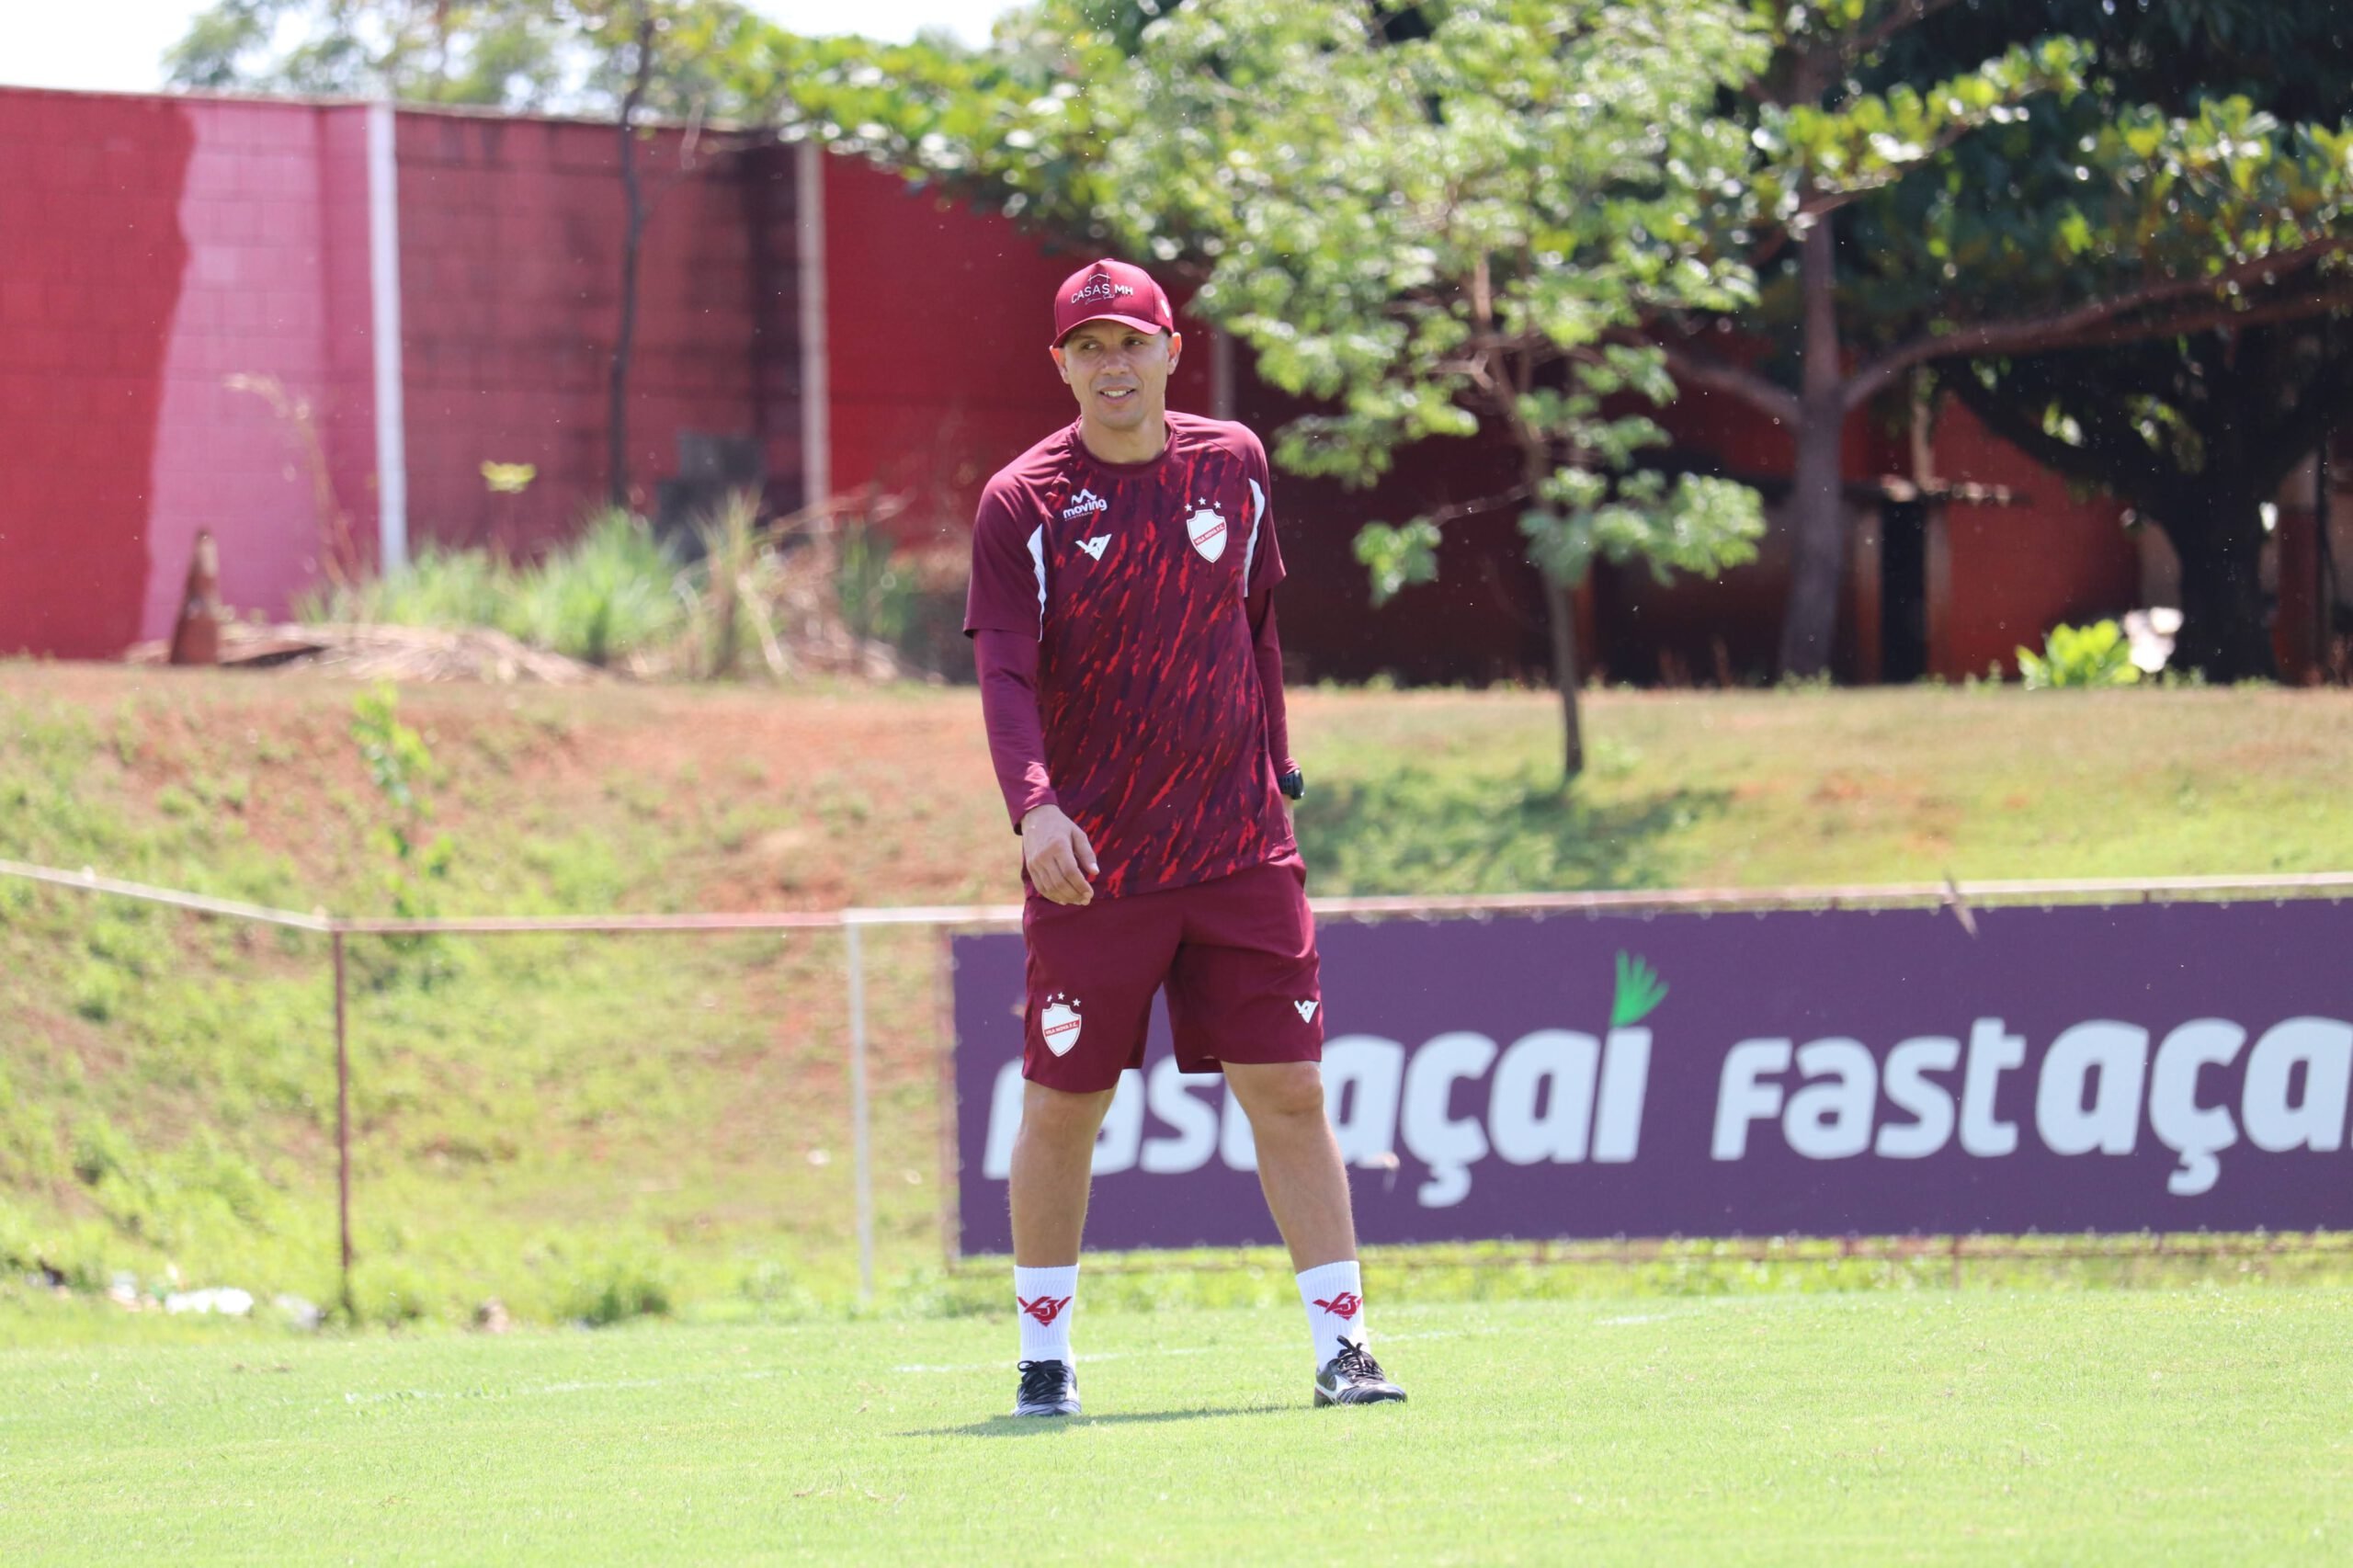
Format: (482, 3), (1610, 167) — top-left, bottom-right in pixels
(0, 91), (191, 658)
(394, 113), (798, 557)
(821, 155), (1216, 552)
(1927, 400), (2140, 680)
(142, 99), (379, 635)
(0, 88), (378, 656)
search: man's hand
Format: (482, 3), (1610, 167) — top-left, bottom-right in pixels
(1021, 804), (1099, 905)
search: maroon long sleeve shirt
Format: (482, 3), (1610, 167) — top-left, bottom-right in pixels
(973, 589), (1295, 835)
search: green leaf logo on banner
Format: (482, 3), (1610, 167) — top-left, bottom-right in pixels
(1611, 952), (1669, 1029)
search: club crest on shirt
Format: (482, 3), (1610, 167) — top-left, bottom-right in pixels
(1040, 993), (1083, 1056)
(1186, 504), (1228, 562)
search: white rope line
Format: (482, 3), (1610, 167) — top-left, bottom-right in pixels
(4, 857), (2346, 937)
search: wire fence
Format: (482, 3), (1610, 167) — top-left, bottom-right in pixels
(7, 857), (2353, 1317)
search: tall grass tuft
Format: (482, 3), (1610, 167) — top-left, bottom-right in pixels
(294, 544), (511, 628)
(688, 490), (772, 679)
(507, 510), (682, 668)
(300, 512), (684, 670)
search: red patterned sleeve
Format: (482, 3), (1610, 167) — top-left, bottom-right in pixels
(1250, 593), (1296, 778)
(972, 630), (1058, 832)
(1240, 432), (1294, 776)
(963, 478), (1043, 638)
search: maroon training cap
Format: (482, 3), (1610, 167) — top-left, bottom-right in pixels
(1051, 258), (1174, 346)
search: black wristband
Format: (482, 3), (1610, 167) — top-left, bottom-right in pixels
(1279, 768), (1305, 801)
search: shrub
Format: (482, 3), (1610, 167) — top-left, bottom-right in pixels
(2017, 619), (2140, 689)
(562, 1248), (676, 1326)
(297, 544), (511, 628)
(506, 510), (682, 667)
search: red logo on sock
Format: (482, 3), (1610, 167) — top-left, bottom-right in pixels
(1018, 1293), (1072, 1326)
(1313, 1292), (1362, 1320)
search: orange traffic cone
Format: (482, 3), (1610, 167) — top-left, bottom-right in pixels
(168, 529), (222, 666)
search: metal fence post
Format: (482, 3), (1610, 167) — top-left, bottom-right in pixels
(847, 917), (874, 1301)
(333, 929), (353, 1320)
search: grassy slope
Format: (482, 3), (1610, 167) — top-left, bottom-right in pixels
(3, 666), (2350, 1324)
(2, 1290), (2347, 1564)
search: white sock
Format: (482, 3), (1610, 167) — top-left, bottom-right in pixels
(1296, 1259), (1367, 1368)
(1014, 1265), (1078, 1367)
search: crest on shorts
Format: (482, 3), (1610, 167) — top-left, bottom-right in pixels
(1040, 992), (1083, 1056)
(1186, 503), (1228, 562)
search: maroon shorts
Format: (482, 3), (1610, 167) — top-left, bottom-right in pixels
(1021, 857), (1324, 1094)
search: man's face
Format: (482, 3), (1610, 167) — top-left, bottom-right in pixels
(1052, 322), (1181, 433)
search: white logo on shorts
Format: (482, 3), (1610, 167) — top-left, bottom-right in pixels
(1077, 535), (1109, 561)
(1294, 1000), (1319, 1023)
(1040, 993), (1084, 1056)
(1187, 504), (1228, 562)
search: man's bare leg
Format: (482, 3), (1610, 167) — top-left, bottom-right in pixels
(1223, 1061), (1356, 1269)
(1008, 1080), (1116, 1266)
(1226, 1060), (1404, 1403)
(1006, 1080), (1115, 1415)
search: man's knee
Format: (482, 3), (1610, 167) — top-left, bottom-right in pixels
(1228, 1061), (1327, 1124)
(1017, 1081), (1116, 1150)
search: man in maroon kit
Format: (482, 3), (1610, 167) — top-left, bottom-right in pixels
(966, 259), (1406, 1415)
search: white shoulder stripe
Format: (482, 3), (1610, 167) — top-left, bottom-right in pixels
(1027, 525), (1047, 638)
(1243, 476), (1266, 589)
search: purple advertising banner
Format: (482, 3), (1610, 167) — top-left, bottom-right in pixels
(949, 901), (2353, 1256)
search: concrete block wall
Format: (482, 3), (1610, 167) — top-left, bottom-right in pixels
(395, 112), (799, 558)
(0, 89), (377, 655)
(0, 91), (195, 657)
(142, 100), (379, 638)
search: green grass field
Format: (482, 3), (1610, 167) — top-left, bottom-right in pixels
(5, 672), (2349, 1562)
(4, 668), (2352, 1323)
(4, 1290), (2346, 1564)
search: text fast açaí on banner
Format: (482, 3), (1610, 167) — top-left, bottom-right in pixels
(950, 900), (2353, 1255)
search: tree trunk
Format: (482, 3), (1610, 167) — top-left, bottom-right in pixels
(607, 15), (655, 510)
(1542, 573), (1585, 779)
(1778, 215), (1850, 678)
(2163, 489), (2277, 681)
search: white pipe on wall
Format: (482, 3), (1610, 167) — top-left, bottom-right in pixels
(366, 101), (410, 574)
(795, 139), (831, 511)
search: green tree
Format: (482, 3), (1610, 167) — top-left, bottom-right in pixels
(1656, 0), (2353, 677)
(165, 0), (774, 116)
(779, 1), (1770, 777)
(1109, 0), (1768, 777)
(1890, 0), (2353, 679)
(774, 3), (1131, 243)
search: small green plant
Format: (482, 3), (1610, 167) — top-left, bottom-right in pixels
(836, 520), (913, 650)
(302, 515), (681, 670)
(508, 510), (681, 667)
(688, 491), (780, 679)
(349, 684), (452, 921)
(296, 543), (511, 628)
(2017, 619), (2141, 689)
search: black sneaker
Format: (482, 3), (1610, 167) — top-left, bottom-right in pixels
(1013, 1358), (1081, 1417)
(1313, 1340), (1406, 1406)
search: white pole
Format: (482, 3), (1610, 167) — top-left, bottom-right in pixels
(366, 101), (410, 574)
(847, 917), (874, 1300)
(794, 140), (831, 511)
